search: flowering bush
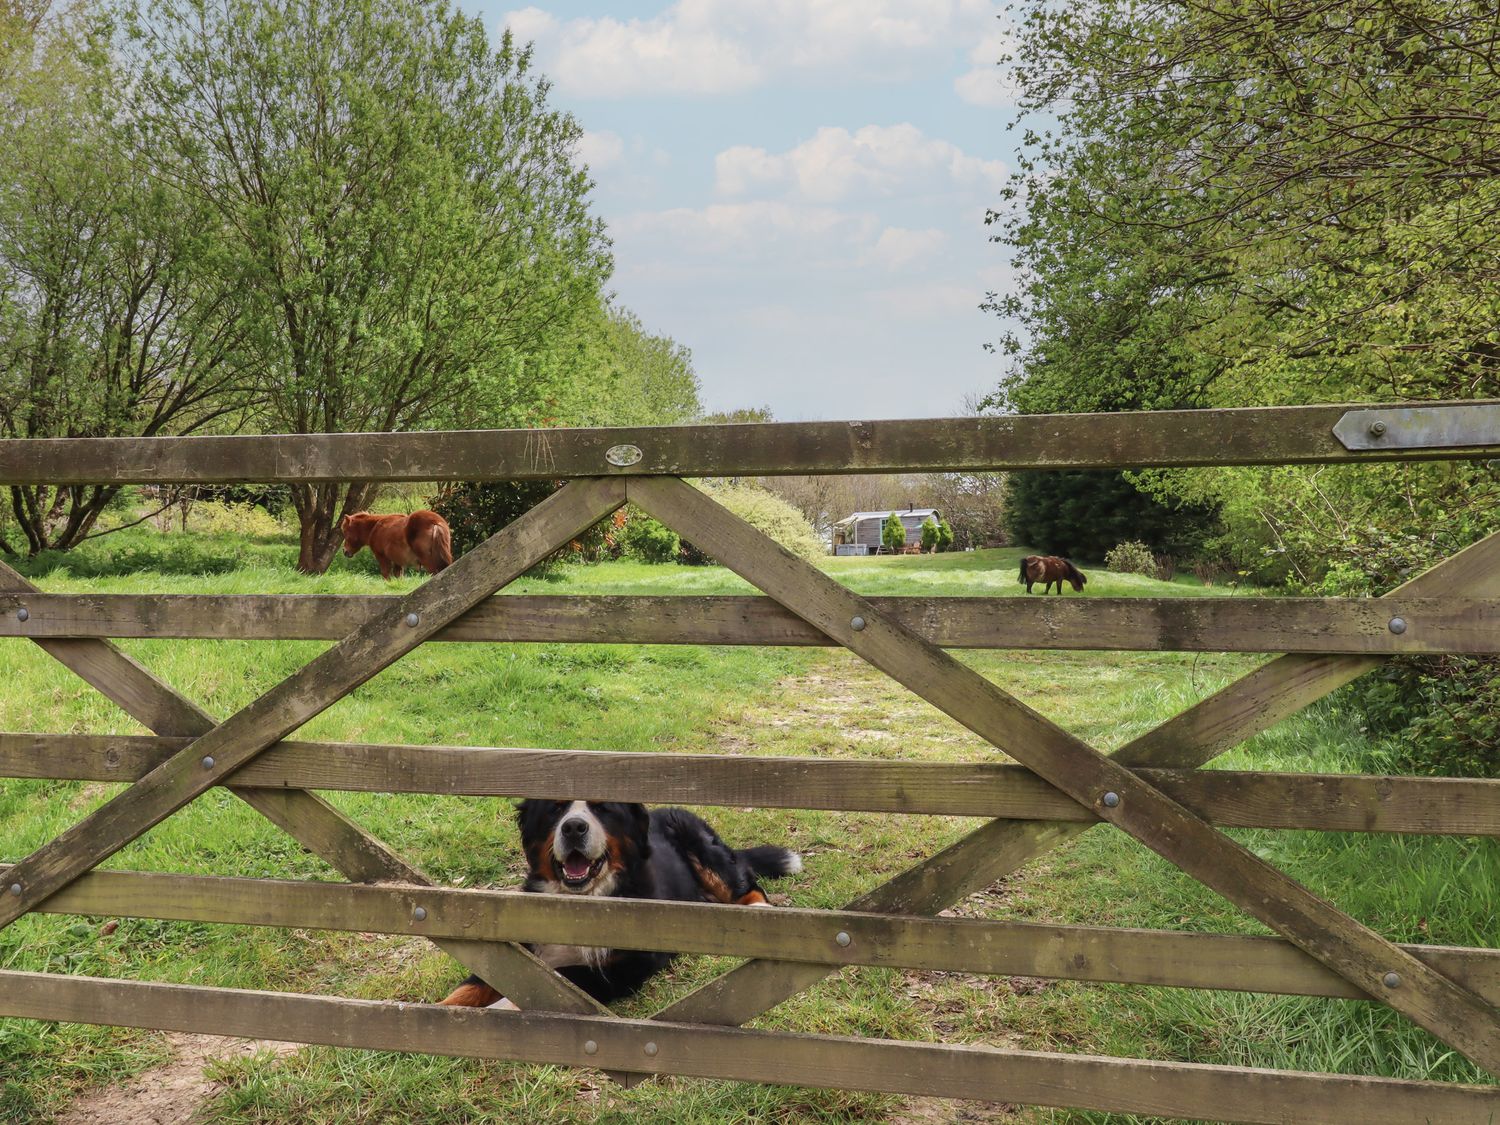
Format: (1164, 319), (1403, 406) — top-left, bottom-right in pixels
(1104, 540), (1158, 577)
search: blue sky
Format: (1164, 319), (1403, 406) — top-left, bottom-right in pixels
(465, 1), (1021, 420)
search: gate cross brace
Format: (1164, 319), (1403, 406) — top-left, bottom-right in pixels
(653, 524), (1500, 1032)
(631, 475), (1500, 1075)
(0, 563), (608, 1019)
(0, 480), (626, 1027)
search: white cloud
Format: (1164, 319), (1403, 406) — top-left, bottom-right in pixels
(501, 6), (759, 96)
(866, 226), (947, 271)
(502, 1), (1002, 99)
(715, 125), (1007, 203)
(953, 20), (1019, 107)
(619, 201), (877, 262)
(503, 6), (557, 42)
(576, 130), (626, 170)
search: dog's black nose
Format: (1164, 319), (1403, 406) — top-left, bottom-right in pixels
(559, 817), (589, 841)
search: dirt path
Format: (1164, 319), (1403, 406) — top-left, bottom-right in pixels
(713, 654), (1035, 1124)
(53, 1033), (302, 1125)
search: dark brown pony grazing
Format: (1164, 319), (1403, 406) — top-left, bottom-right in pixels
(1019, 555), (1087, 594)
(339, 510), (453, 579)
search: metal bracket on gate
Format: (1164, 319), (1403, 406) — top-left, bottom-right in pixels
(1334, 404), (1500, 451)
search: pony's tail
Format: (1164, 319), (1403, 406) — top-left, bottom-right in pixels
(432, 521), (453, 571)
(1017, 557), (1029, 584)
(408, 512), (453, 573)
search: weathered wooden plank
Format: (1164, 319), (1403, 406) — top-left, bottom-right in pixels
(0, 479), (625, 934)
(652, 526), (1500, 1029)
(6, 733), (1496, 836)
(633, 476), (1500, 1073)
(0, 562), (614, 1020)
(7, 866), (1498, 1004)
(6, 592), (1500, 654)
(2, 402), (1500, 485)
(1, 970), (1494, 1124)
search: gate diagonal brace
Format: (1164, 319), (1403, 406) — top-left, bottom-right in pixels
(630, 475), (1500, 1076)
(651, 523), (1500, 1032)
(0, 482), (625, 1024)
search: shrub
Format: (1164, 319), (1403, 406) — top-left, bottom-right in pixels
(936, 518), (955, 552)
(1104, 540), (1158, 577)
(920, 517), (939, 552)
(1190, 558), (1231, 587)
(619, 508), (680, 564)
(1309, 522), (1500, 778)
(882, 511), (905, 552)
(197, 484), (292, 516)
(679, 483), (826, 564)
(1338, 657), (1500, 779)
(430, 481), (548, 557)
(187, 501), (284, 538)
(429, 481), (614, 566)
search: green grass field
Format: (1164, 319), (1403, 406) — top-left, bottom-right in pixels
(1, 529), (1495, 1123)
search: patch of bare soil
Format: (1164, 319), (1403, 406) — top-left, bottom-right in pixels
(888, 1099), (1023, 1124)
(53, 1032), (302, 1125)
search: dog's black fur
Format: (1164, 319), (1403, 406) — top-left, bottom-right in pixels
(440, 800), (801, 1007)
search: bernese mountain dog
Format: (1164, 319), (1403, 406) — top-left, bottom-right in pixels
(440, 799), (802, 1008)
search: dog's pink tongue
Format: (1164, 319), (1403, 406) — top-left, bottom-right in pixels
(563, 857), (592, 880)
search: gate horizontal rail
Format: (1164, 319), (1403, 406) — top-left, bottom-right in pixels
(6, 733), (1497, 834)
(4, 592), (1500, 653)
(4, 402), (1499, 1118)
(2, 400), (1500, 483)
(5, 867), (1498, 1003)
(4, 970), (1495, 1125)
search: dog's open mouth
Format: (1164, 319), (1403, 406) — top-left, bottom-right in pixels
(560, 851), (604, 888)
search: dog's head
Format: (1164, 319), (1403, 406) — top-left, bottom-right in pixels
(516, 799), (651, 895)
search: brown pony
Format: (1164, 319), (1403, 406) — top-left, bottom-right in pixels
(1019, 555), (1087, 594)
(339, 510), (453, 579)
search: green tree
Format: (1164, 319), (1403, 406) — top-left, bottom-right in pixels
(991, 0), (1500, 583)
(916, 472), (1005, 549)
(936, 518), (955, 553)
(0, 4), (253, 556)
(919, 516), (939, 552)
(128, 0), (611, 572)
(1005, 471), (1214, 562)
(881, 511), (905, 553)
(518, 302), (701, 428)
(991, 0), (1500, 772)
(699, 406), (775, 425)
(589, 307), (700, 425)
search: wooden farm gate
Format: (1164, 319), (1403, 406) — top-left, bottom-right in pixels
(1, 402), (1498, 1123)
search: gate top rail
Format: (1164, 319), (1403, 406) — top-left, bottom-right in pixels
(4, 401), (1500, 483)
